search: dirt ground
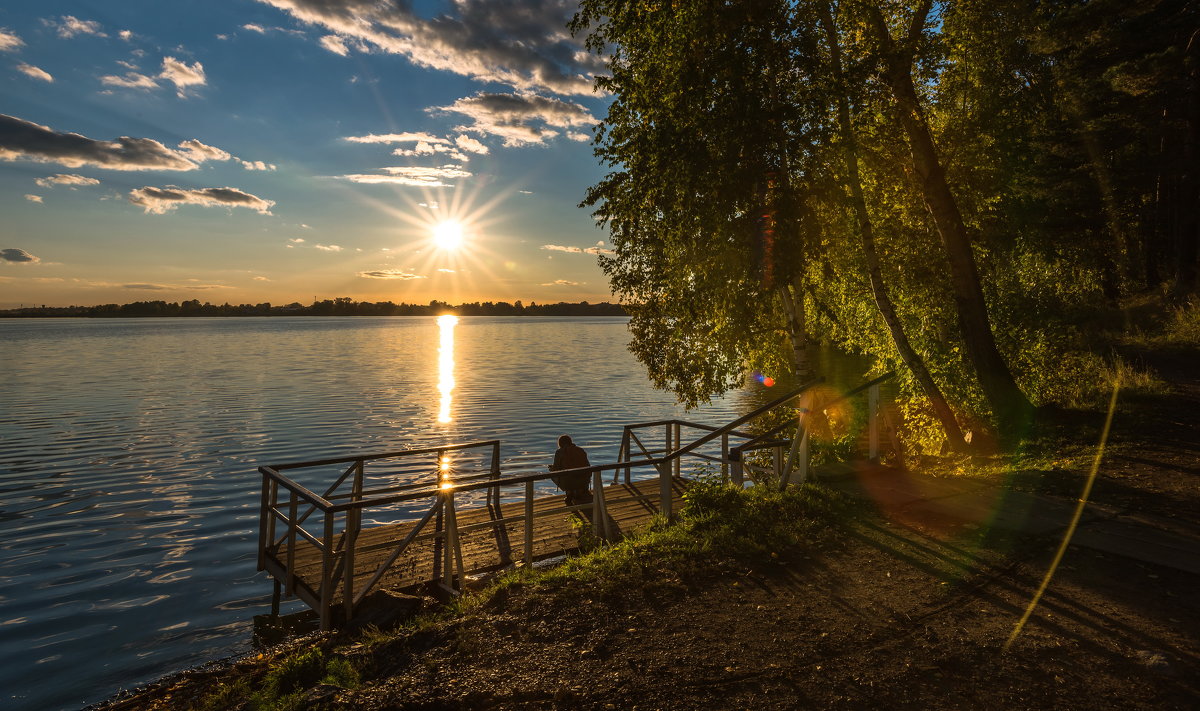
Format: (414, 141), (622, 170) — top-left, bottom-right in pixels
(99, 346), (1200, 710)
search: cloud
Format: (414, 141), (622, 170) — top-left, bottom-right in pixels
(541, 243), (613, 255)
(1, 248), (40, 263)
(178, 139), (231, 162)
(17, 64), (53, 82)
(122, 282), (232, 290)
(258, 0), (602, 96)
(357, 269), (425, 280)
(289, 237), (305, 243)
(434, 92), (595, 146)
(24, 194), (42, 203)
(128, 185), (275, 214)
(319, 34), (348, 56)
(343, 165), (471, 187)
(437, 268), (456, 273)
(314, 244), (342, 251)
(241, 159), (276, 171)
(345, 132), (449, 145)
(253, 275), (271, 281)
(0, 113), (213, 171)
(542, 279), (580, 286)
(101, 71), (159, 89)
(243, 23), (267, 33)
(50, 16), (106, 39)
(0, 28), (23, 52)
(35, 173), (100, 188)
(159, 56), (206, 96)
(119, 30), (133, 41)
(454, 134), (489, 155)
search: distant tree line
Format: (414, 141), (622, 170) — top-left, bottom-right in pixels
(0, 298), (628, 318)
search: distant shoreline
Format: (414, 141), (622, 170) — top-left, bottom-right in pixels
(0, 299), (628, 319)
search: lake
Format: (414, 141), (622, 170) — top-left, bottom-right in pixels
(0, 316), (780, 710)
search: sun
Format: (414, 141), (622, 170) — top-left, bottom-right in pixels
(432, 220), (465, 251)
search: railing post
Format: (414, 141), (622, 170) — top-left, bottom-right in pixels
(592, 469), (611, 540)
(268, 479), (278, 556)
(672, 422), (681, 479)
(773, 446), (784, 482)
(731, 448), (744, 487)
(721, 433), (729, 483)
(344, 460), (363, 621)
(257, 472), (270, 571)
(491, 441), (501, 509)
(660, 456), (673, 521)
(868, 383), (880, 461)
(524, 480), (534, 565)
(442, 491), (453, 590)
(285, 491), (297, 595)
(320, 510), (334, 631)
(622, 428), (632, 484)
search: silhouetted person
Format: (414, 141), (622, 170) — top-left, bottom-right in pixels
(550, 434), (593, 508)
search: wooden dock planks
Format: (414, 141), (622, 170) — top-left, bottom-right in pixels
(276, 478), (688, 606)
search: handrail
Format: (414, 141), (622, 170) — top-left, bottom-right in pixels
(268, 439), (501, 471)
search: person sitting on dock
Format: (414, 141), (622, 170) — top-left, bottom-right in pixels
(550, 434), (593, 509)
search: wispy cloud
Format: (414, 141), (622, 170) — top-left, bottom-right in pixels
(358, 269), (426, 280)
(24, 194), (42, 203)
(314, 244), (342, 252)
(433, 92), (594, 146)
(48, 16), (106, 39)
(178, 139), (230, 162)
(0, 28), (24, 52)
(35, 173), (100, 188)
(101, 71), (159, 89)
(542, 279), (580, 286)
(541, 243), (612, 255)
(319, 34), (349, 56)
(345, 132), (449, 145)
(1, 248), (40, 263)
(243, 23), (267, 34)
(259, 0), (602, 96)
(122, 282), (232, 290)
(342, 165), (471, 188)
(17, 64), (53, 82)
(128, 186), (275, 214)
(241, 159), (276, 171)
(0, 114), (233, 172)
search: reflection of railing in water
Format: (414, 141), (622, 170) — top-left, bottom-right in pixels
(257, 373), (896, 630)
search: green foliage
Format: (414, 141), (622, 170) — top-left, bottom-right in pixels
(216, 648), (361, 711)
(1165, 299), (1200, 346)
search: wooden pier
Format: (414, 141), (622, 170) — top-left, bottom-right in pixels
(257, 374), (897, 629)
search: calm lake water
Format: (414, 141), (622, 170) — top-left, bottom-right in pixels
(0, 316), (773, 710)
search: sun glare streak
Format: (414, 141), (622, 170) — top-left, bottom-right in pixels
(1003, 381), (1121, 652)
(436, 314), (458, 424)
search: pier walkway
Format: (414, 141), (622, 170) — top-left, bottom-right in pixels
(257, 375), (897, 629)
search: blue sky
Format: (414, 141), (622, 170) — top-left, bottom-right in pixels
(0, 1), (616, 308)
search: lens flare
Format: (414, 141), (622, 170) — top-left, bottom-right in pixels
(436, 314), (457, 423)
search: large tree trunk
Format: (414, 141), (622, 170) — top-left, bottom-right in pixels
(865, 4), (1032, 438)
(820, 2), (968, 453)
(779, 282), (812, 379)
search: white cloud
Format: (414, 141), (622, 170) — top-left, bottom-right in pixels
(345, 132), (449, 145)
(35, 173), (100, 188)
(542, 279), (580, 286)
(178, 139), (231, 162)
(258, 0), (602, 96)
(0, 28), (24, 52)
(314, 244), (342, 251)
(433, 92), (595, 146)
(343, 165), (471, 187)
(518, 190), (533, 194)
(0, 113), (218, 171)
(23, 194), (42, 203)
(1, 248), (40, 263)
(357, 269), (425, 280)
(243, 23), (267, 34)
(454, 134), (489, 155)
(128, 185), (275, 214)
(253, 275), (271, 281)
(437, 268), (456, 273)
(289, 237), (305, 243)
(101, 71), (158, 89)
(541, 243), (612, 255)
(159, 56), (206, 97)
(118, 30), (133, 41)
(241, 159), (276, 171)
(319, 35), (348, 56)
(17, 64), (53, 83)
(50, 16), (106, 39)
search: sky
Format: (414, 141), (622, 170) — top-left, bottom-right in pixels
(0, 0), (618, 308)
